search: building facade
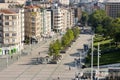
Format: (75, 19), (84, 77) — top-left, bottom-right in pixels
(40, 9), (52, 37)
(59, 0), (69, 5)
(0, 0), (26, 4)
(52, 5), (74, 33)
(0, 8), (24, 55)
(104, 0), (120, 18)
(24, 5), (41, 43)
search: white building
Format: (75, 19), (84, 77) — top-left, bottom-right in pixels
(52, 4), (74, 33)
(59, 0), (69, 5)
(0, 8), (24, 55)
(0, 0), (26, 4)
(41, 9), (52, 37)
(53, 6), (63, 32)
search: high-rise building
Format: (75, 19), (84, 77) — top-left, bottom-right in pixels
(0, 8), (24, 55)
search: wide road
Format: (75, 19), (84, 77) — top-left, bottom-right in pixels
(0, 33), (92, 80)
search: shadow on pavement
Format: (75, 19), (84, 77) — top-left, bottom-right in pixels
(64, 61), (76, 67)
(69, 52), (80, 57)
(18, 57), (47, 65)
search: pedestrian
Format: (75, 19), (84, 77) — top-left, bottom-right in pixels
(11, 56), (13, 59)
(57, 77), (60, 80)
(69, 66), (71, 70)
(38, 52), (40, 55)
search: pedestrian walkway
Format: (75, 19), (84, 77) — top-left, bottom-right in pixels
(0, 34), (92, 80)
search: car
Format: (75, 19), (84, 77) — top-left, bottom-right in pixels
(48, 60), (57, 64)
(60, 50), (66, 53)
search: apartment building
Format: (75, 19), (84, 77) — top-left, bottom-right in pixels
(59, 0), (69, 5)
(24, 5), (41, 43)
(0, 8), (24, 55)
(52, 5), (74, 33)
(40, 9), (52, 37)
(104, 0), (120, 18)
(62, 8), (75, 31)
(0, 0), (26, 4)
(52, 6), (63, 32)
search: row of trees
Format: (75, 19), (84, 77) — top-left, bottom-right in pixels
(81, 10), (120, 44)
(48, 27), (80, 59)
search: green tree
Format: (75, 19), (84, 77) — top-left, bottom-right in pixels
(102, 17), (113, 37)
(72, 27), (80, 38)
(89, 10), (107, 28)
(114, 32), (120, 44)
(81, 12), (89, 26)
(110, 18), (120, 38)
(102, 16), (113, 27)
(66, 29), (74, 42)
(61, 34), (69, 47)
(96, 24), (104, 34)
(48, 40), (61, 59)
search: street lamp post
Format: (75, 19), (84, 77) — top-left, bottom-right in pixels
(91, 36), (94, 80)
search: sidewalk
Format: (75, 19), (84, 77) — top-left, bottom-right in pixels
(0, 34), (92, 80)
(0, 34), (62, 72)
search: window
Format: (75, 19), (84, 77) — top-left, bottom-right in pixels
(12, 33), (16, 36)
(12, 39), (15, 42)
(5, 33), (9, 36)
(32, 27), (35, 31)
(0, 33), (2, 37)
(5, 16), (9, 20)
(5, 22), (9, 25)
(0, 37), (2, 42)
(32, 32), (35, 35)
(6, 39), (9, 43)
(12, 22), (16, 25)
(32, 23), (35, 26)
(4, 27), (9, 31)
(31, 17), (35, 21)
(0, 23), (2, 26)
(12, 16), (16, 19)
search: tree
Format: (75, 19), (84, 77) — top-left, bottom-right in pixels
(72, 27), (80, 38)
(102, 17), (113, 37)
(96, 24), (104, 34)
(102, 16), (113, 27)
(48, 40), (61, 59)
(89, 10), (107, 29)
(81, 12), (89, 26)
(61, 34), (69, 47)
(114, 32), (120, 44)
(110, 18), (120, 38)
(66, 29), (74, 42)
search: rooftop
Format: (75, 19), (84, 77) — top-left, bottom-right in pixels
(24, 5), (39, 9)
(0, 9), (16, 14)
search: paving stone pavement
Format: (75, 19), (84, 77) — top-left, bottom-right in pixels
(0, 34), (92, 80)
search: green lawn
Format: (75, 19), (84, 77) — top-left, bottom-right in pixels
(86, 50), (120, 66)
(94, 39), (112, 46)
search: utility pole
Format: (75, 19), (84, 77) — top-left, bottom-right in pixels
(91, 36), (94, 80)
(97, 43), (100, 80)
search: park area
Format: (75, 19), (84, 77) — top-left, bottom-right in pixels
(85, 34), (120, 66)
